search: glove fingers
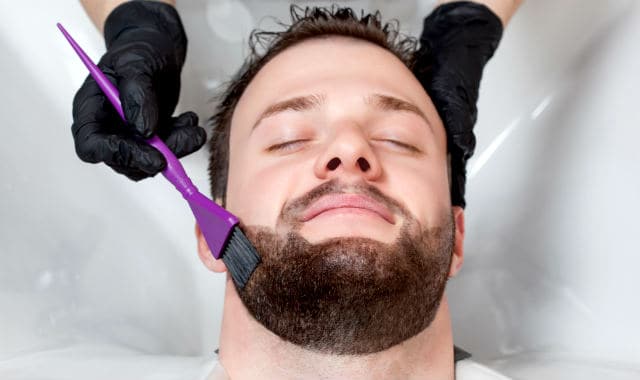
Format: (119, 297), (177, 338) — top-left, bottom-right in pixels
(110, 164), (153, 182)
(73, 75), (125, 161)
(171, 111), (199, 129)
(119, 73), (159, 138)
(162, 112), (207, 158)
(73, 75), (120, 133)
(105, 134), (166, 175)
(74, 124), (166, 176)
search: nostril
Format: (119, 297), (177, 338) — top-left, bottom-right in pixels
(357, 157), (370, 171)
(327, 157), (340, 170)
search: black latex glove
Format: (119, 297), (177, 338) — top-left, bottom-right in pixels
(413, 1), (503, 208)
(72, 1), (206, 181)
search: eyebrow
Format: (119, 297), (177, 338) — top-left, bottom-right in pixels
(251, 93), (433, 132)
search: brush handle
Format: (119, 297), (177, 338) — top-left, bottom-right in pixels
(58, 23), (238, 225)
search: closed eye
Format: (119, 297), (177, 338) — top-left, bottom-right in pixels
(266, 139), (310, 152)
(377, 139), (421, 153)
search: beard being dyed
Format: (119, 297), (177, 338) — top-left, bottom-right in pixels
(235, 180), (455, 355)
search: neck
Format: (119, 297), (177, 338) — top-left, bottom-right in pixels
(217, 276), (455, 380)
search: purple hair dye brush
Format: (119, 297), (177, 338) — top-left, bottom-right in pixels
(57, 23), (260, 289)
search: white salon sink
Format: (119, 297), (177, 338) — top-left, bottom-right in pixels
(1, 0), (639, 378)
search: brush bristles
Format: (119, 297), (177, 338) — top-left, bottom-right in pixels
(222, 227), (261, 289)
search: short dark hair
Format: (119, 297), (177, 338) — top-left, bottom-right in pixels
(207, 5), (434, 206)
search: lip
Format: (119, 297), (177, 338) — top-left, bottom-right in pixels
(301, 194), (396, 224)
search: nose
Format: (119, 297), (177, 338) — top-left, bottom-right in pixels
(313, 125), (383, 182)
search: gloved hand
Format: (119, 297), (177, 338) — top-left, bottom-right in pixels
(413, 1), (503, 208)
(72, 1), (206, 181)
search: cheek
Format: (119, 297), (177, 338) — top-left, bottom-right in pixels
(226, 135), (262, 223)
(226, 142), (308, 228)
(383, 156), (450, 227)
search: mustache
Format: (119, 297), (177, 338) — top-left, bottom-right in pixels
(278, 178), (411, 229)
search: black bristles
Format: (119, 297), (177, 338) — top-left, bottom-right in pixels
(221, 226), (261, 289)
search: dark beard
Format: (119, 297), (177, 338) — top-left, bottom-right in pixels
(237, 211), (454, 355)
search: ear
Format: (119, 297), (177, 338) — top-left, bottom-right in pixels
(195, 223), (228, 273)
(448, 206), (465, 278)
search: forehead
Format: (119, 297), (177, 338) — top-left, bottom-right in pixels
(231, 36), (445, 142)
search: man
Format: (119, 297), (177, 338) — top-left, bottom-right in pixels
(74, 1), (521, 378)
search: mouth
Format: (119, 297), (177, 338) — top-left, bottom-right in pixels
(301, 194), (396, 224)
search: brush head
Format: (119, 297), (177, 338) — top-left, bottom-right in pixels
(222, 227), (261, 290)
(188, 192), (260, 289)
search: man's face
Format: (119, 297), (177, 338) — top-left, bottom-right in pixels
(228, 37), (451, 238)
(220, 37), (456, 354)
